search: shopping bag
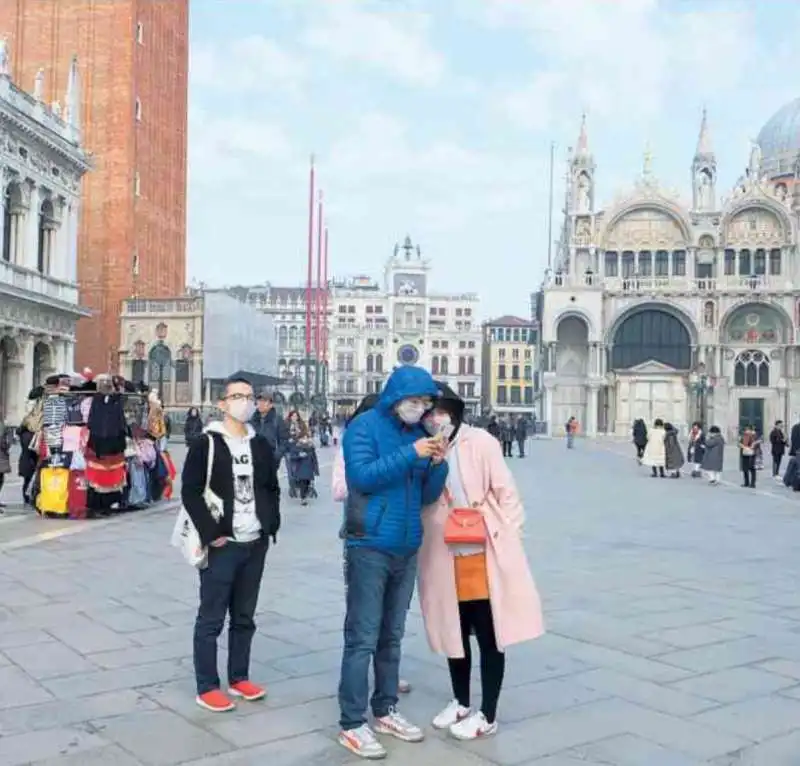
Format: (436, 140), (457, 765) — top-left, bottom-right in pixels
(171, 507), (207, 568)
(170, 433), (219, 568)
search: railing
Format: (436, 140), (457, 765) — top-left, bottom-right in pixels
(0, 259), (79, 305)
(122, 298), (203, 314)
(547, 273), (787, 293)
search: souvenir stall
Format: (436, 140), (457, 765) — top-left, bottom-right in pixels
(21, 373), (177, 519)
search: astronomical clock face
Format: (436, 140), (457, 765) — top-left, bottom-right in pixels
(393, 273), (425, 297)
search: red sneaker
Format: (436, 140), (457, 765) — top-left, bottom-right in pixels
(196, 689), (235, 712)
(229, 680), (266, 701)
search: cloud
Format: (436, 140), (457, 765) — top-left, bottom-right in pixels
(301, 0), (445, 85)
(481, 0), (755, 131)
(190, 35), (308, 95)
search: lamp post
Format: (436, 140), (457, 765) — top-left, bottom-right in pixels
(690, 362), (714, 426)
(150, 342), (172, 404)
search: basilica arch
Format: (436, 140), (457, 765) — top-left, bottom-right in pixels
(721, 201), (792, 248)
(720, 301), (791, 347)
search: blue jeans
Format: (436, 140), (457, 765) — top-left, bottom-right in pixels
(566, 432), (575, 448)
(338, 546), (418, 730)
(193, 539), (268, 695)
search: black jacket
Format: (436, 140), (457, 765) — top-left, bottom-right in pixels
(250, 409), (288, 458)
(181, 432), (281, 547)
(790, 423), (800, 457)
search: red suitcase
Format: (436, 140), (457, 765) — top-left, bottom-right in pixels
(68, 470), (88, 519)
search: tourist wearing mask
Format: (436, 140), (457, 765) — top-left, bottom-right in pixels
(740, 425), (760, 488)
(181, 375), (281, 713)
(418, 383), (543, 741)
(686, 422), (705, 477)
(337, 366), (448, 760)
(642, 419), (667, 477)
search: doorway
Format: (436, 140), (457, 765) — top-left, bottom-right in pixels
(738, 398), (764, 437)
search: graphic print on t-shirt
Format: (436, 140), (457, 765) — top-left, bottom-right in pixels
(232, 451), (254, 507)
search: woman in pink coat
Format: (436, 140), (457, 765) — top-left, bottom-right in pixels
(418, 383), (544, 741)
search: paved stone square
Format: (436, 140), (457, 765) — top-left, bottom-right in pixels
(0, 438), (799, 763)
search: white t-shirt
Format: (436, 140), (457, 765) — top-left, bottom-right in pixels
(223, 432), (262, 543)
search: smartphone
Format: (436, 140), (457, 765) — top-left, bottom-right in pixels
(433, 423), (455, 441)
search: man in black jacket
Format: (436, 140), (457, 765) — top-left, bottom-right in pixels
(181, 375), (281, 713)
(251, 391), (287, 465)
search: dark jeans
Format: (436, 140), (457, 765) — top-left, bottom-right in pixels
(298, 479), (311, 499)
(773, 454), (783, 477)
(635, 444), (645, 459)
(517, 439), (525, 458)
(338, 546), (417, 730)
(193, 538), (268, 695)
(502, 441), (512, 457)
(447, 599), (505, 723)
(741, 455), (756, 487)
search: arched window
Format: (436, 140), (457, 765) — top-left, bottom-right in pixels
(375, 354), (383, 373)
(32, 342), (51, 387)
(131, 359), (146, 384)
(467, 356), (475, 375)
(278, 326), (288, 349)
(441, 356), (449, 374)
(288, 326), (298, 347)
(734, 350), (769, 387)
(431, 356), (440, 375)
(610, 308), (692, 371)
(458, 357), (466, 375)
(366, 354), (374, 372)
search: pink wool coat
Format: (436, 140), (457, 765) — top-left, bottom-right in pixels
(418, 425), (545, 658)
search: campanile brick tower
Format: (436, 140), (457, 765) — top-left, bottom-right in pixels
(0, 0), (189, 372)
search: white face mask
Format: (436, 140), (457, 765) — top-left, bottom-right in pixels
(227, 399), (256, 423)
(396, 400), (426, 425)
(423, 412), (453, 438)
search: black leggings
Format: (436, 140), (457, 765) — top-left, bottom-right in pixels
(773, 455), (783, 477)
(635, 445), (645, 459)
(741, 456), (756, 487)
(297, 479), (311, 500)
(447, 599), (505, 724)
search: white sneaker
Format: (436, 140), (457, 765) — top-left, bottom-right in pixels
(373, 707), (424, 742)
(450, 711), (498, 741)
(432, 699), (471, 730)
(338, 724), (387, 760)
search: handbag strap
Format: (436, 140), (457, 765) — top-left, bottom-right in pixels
(204, 433), (215, 495)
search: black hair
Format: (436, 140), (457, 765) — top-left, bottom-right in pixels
(347, 394), (379, 427)
(221, 375), (253, 398)
(654, 418), (664, 427)
(709, 425), (721, 433)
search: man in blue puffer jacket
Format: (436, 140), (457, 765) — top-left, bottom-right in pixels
(337, 365), (449, 759)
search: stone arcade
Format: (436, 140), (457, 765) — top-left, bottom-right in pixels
(0, 44), (91, 424)
(540, 100), (800, 438)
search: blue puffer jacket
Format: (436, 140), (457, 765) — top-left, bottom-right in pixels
(342, 366), (449, 554)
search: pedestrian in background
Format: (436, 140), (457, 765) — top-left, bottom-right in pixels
(686, 422), (705, 477)
(664, 422), (684, 478)
(632, 419), (647, 462)
(418, 383), (543, 741)
(740, 425), (760, 489)
(565, 416), (578, 449)
(181, 375), (281, 714)
(515, 417), (527, 458)
(0, 419), (11, 510)
(499, 418), (513, 458)
(184, 407), (203, 445)
(702, 426), (725, 484)
(642, 419), (666, 477)
(769, 420), (787, 481)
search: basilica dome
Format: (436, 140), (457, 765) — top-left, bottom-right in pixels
(757, 96), (800, 178)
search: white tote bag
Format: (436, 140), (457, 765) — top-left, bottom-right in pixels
(170, 434), (223, 568)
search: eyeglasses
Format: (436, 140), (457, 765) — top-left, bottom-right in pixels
(225, 394), (255, 402)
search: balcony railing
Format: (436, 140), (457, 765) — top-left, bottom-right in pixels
(547, 273), (789, 293)
(122, 298), (203, 314)
(0, 259), (79, 305)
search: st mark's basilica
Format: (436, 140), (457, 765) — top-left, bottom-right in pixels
(540, 97), (800, 439)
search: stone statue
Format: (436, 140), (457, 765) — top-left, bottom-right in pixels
(749, 140), (762, 178)
(698, 171), (712, 209)
(33, 69), (44, 102)
(703, 301), (715, 328)
(0, 39), (8, 77)
(576, 173), (590, 212)
(51, 100), (61, 117)
(393, 243), (399, 258)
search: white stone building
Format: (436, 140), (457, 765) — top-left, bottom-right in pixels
(0, 50), (90, 425)
(328, 236), (482, 414)
(540, 101), (800, 439)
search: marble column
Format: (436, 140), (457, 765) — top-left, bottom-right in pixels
(23, 184), (40, 271)
(586, 385), (598, 436)
(191, 354), (203, 404)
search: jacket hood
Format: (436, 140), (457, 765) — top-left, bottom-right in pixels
(378, 366), (439, 411)
(707, 432), (723, 443)
(205, 421), (255, 440)
(432, 380), (465, 422)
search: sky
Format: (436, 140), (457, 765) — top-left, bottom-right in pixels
(187, 0), (799, 319)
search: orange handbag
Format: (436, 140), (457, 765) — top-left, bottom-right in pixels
(444, 508), (486, 545)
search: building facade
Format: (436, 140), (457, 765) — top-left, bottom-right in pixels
(0, 51), (90, 425)
(0, 1), (189, 372)
(328, 236), (482, 414)
(540, 100), (800, 438)
(481, 316), (538, 416)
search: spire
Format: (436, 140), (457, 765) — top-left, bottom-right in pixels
(695, 106), (713, 158)
(575, 113), (589, 157)
(64, 55), (80, 132)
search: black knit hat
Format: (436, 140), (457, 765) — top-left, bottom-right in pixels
(433, 381), (465, 422)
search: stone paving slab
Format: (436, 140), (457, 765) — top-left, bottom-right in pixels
(1, 439), (800, 763)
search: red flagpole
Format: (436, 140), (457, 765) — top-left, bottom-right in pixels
(322, 226), (329, 363)
(314, 190), (324, 390)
